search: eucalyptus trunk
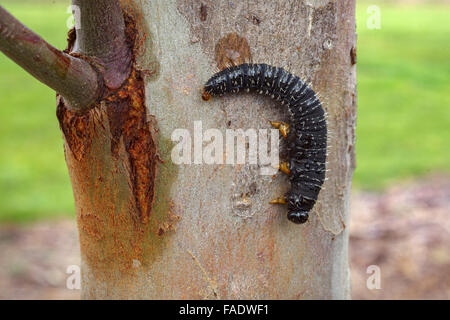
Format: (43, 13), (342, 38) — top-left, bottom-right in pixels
(0, 0), (356, 299)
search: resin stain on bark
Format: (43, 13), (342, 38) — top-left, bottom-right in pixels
(200, 3), (208, 22)
(105, 69), (158, 224)
(56, 100), (94, 162)
(57, 14), (158, 224)
(55, 12), (165, 287)
(215, 33), (252, 70)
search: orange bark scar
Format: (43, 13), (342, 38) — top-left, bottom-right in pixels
(54, 8), (171, 288)
(105, 69), (158, 224)
(57, 13), (158, 225)
(57, 68), (158, 224)
(56, 100), (94, 162)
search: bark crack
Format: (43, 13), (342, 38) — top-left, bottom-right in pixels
(57, 14), (158, 224)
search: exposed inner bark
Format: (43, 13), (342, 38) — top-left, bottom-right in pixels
(56, 14), (159, 282)
(57, 68), (158, 221)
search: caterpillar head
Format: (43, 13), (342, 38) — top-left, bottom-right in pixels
(203, 72), (231, 99)
(202, 77), (215, 101)
(287, 211), (309, 224)
(202, 76), (218, 101)
(202, 90), (211, 101)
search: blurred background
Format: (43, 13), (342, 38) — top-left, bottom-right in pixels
(0, 0), (448, 299)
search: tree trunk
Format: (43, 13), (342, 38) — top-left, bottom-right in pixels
(69, 0), (356, 299)
(1, 0), (356, 299)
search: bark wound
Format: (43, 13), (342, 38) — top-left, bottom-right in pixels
(350, 47), (357, 65)
(56, 101), (93, 161)
(200, 3), (208, 22)
(215, 33), (252, 70)
(105, 69), (157, 224)
(57, 16), (158, 224)
(58, 73), (157, 225)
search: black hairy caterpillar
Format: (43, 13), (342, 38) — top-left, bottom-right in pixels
(202, 63), (327, 224)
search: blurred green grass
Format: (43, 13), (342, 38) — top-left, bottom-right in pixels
(0, 2), (74, 222)
(0, 2), (449, 222)
(355, 2), (450, 189)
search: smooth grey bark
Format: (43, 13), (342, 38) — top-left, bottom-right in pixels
(81, 0), (357, 299)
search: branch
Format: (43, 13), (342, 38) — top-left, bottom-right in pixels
(72, 0), (132, 90)
(0, 5), (101, 111)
